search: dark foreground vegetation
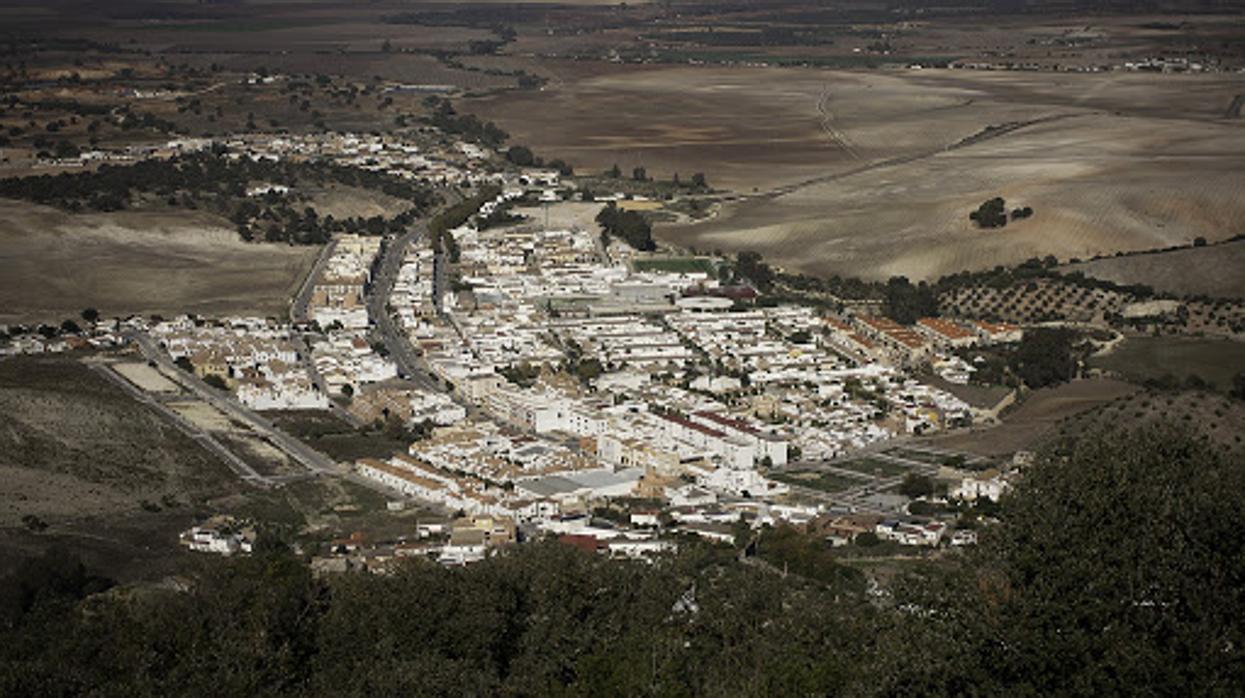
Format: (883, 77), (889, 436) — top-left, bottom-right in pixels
(2, 427), (1241, 695)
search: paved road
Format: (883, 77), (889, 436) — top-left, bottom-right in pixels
(291, 334), (364, 428)
(368, 223), (442, 392)
(290, 239), (339, 323)
(365, 190), (469, 397)
(128, 331), (340, 475)
(125, 331), (451, 503)
(87, 361), (271, 486)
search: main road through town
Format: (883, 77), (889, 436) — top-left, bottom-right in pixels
(367, 188), (466, 395)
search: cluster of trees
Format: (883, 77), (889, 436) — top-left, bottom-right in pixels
(0, 152), (437, 245)
(504, 145), (573, 175)
(2, 428), (1240, 695)
(969, 196), (1009, 228)
(734, 250), (775, 291)
(595, 203), (655, 251)
(883, 276), (939, 325)
(236, 205), (413, 246)
(959, 327), (1081, 390)
(1010, 327), (1079, 388)
(970, 197), (1035, 229)
(429, 186), (501, 262)
(603, 164), (708, 191)
(423, 98), (508, 148)
(650, 27), (837, 47)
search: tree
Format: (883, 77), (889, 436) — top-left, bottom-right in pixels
(631, 166), (647, 182)
(595, 203), (654, 251)
(882, 427), (1245, 695)
(898, 473), (935, 499)
(574, 358), (604, 384)
(883, 276), (938, 325)
(691, 172), (708, 189)
(970, 197), (1008, 228)
(606, 163), (621, 178)
(1011, 327), (1077, 388)
(1231, 372), (1245, 400)
(505, 145), (535, 167)
(80, 308), (99, 323)
(202, 374), (228, 390)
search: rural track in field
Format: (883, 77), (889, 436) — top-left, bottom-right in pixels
(816, 86), (861, 161)
(761, 111), (1086, 201)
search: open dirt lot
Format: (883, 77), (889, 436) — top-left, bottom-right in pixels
(1063, 240), (1245, 299)
(512, 201), (604, 232)
(0, 199), (319, 323)
(0, 358), (236, 527)
(466, 63), (1245, 280)
(113, 362), (182, 394)
(0, 357), (403, 582)
(926, 378), (1140, 456)
(1090, 336), (1245, 390)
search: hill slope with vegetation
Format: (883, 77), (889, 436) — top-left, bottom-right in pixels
(2, 427), (1242, 695)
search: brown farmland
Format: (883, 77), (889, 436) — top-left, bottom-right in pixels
(466, 63), (1245, 281)
(1063, 240), (1245, 299)
(0, 199), (318, 323)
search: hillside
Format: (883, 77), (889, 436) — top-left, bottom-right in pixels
(1062, 240), (1245, 300)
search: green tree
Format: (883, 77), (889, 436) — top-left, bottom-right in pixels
(505, 145), (535, 167)
(1011, 327), (1077, 388)
(883, 276), (938, 325)
(881, 427), (1245, 695)
(898, 473), (935, 499)
(970, 197), (1008, 228)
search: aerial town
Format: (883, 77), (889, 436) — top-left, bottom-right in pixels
(3, 123), (1036, 570)
(1, 1), (1242, 693)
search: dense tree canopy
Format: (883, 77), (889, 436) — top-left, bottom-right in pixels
(882, 427), (1245, 695)
(596, 203), (655, 251)
(970, 196), (1008, 228)
(2, 428), (1241, 695)
(884, 276), (939, 325)
(1011, 327), (1078, 388)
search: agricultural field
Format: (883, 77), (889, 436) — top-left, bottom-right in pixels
(0, 199), (318, 324)
(927, 378), (1140, 457)
(939, 276), (1245, 339)
(1058, 388), (1245, 455)
(1062, 240), (1245, 300)
(0, 356), (415, 583)
(466, 62), (1245, 281)
(265, 410), (411, 463)
(113, 362), (181, 394)
(1089, 336), (1245, 391)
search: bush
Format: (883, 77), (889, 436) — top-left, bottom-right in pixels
(970, 197), (1008, 228)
